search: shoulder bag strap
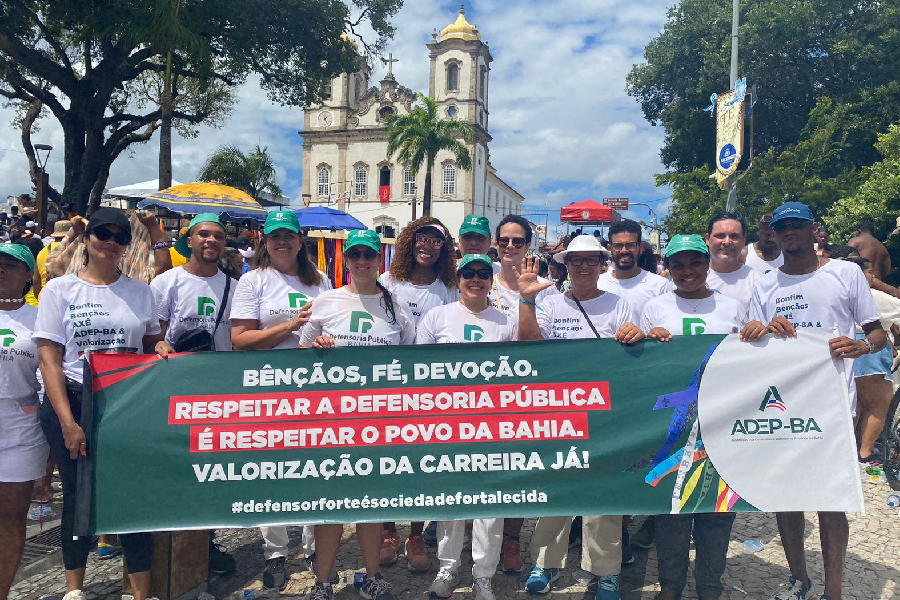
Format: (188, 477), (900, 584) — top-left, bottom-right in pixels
(212, 273), (231, 335)
(570, 292), (602, 339)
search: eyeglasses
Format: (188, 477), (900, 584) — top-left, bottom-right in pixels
(345, 248), (378, 261)
(498, 237), (526, 248)
(91, 227), (131, 246)
(771, 220), (811, 232)
(459, 268), (493, 280)
(566, 255), (604, 266)
(415, 233), (445, 248)
(609, 242), (639, 252)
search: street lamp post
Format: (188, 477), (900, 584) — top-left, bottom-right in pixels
(725, 0), (740, 212)
(34, 143), (53, 233)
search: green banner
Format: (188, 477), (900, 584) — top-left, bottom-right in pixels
(81, 336), (760, 534)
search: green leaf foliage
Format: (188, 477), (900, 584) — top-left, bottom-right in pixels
(197, 144), (283, 201)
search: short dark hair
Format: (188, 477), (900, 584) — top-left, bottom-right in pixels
(843, 256), (871, 270)
(608, 219), (642, 242)
(496, 214), (533, 244)
(858, 220), (874, 233)
(828, 245), (858, 259)
(707, 210), (747, 236)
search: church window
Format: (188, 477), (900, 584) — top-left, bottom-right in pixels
(443, 164), (456, 196)
(321, 80), (332, 100)
(318, 168), (330, 197)
(447, 105), (458, 118)
(479, 66), (486, 99)
(355, 166), (367, 197)
(379, 106), (395, 119)
(447, 63), (459, 92)
(403, 168), (416, 196)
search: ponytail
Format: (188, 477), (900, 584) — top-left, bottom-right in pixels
(375, 280), (397, 325)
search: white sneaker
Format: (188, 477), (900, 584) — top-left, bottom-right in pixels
(62, 591), (85, 600)
(768, 577), (818, 600)
(473, 577), (496, 600)
(428, 568), (460, 599)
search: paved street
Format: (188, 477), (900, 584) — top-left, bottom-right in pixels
(11, 475), (898, 600)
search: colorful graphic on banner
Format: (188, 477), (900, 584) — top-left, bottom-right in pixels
(715, 87), (745, 189)
(79, 334), (862, 535)
(379, 185), (390, 203)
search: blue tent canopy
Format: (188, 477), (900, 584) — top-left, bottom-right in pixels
(295, 206), (366, 230)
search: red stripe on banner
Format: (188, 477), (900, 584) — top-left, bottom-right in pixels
(169, 381), (611, 425)
(188, 412), (590, 452)
(93, 363), (157, 392)
(90, 353), (162, 378)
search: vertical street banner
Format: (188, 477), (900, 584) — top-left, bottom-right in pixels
(715, 87), (745, 189)
(77, 331), (863, 535)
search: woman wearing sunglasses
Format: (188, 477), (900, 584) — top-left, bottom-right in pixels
(414, 253), (514, 600)
(298, 229), (415, 600)
(33, 208), (169, 600)
(230, 210), (330, 590)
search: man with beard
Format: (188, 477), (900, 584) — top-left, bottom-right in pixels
(705, 211), (760, 316)
(744, 213), (784, 274)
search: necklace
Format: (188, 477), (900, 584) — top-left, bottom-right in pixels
(678, 295), (707, 313)
(0, 297), (24, 303)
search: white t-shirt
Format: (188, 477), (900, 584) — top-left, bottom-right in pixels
(0, 304), (40, 401)
(744, 244), (784, 274)
(416, 301), (515, 344)
(706, 265), (761, 316)
(491, 273), (559, 317)
(378, 272), (459, 325)
(230, 267), (332, 350)
(597, 269), (673, 321)
(640, 291), (747, 336)
(33, 274), (161, 383)
(150, 267), (238, 351)
(536, 292), (632, 340)
(749, 259), (882, 409)
(298, 287), (416, 347)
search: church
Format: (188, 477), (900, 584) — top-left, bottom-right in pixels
(299, 5), (524, 238)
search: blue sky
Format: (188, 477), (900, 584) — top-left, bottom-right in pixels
(0, 0), (681, 240)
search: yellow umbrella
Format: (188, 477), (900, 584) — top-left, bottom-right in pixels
(137, 182), (269, 221)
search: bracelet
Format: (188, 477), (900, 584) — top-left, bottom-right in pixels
(153, 241), (169, 250)
(519, 298), (536, 306)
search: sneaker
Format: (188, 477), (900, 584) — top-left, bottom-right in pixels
(595, 574), (620, 600)
(524, 567), (559, 594)
(360, 573), (396, 600)
(310, 582), (335, 600)
(768, 577), (816, 600)
(502, 536), (524, 573)
(473, 577), (496, 600)
(621, 529), (634, 565)
(859, 454), (884, 467)
(405, 535), (430, 572)
(568, 516), (583, 548)
(62, 592), (85, 600)
(423, 521), (438, 546)
(428, 568), (460, 598)
(263, 556), (287, 590)
(379, 529), (400, 566)
(208, 542), (236, 574)
(630, 516), (655, 549)
(305, 552), (339, 584)
(97, 541), (122, 560)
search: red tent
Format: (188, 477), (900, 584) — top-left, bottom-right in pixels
(560, 199), (620, 224)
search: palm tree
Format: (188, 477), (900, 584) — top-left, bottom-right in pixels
(385, 94), (473, 218)
(197, 144), (283, 200)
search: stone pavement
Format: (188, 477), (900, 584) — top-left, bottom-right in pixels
(10, 475), (899, 600)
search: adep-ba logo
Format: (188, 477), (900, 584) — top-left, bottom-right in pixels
(731, 385), (821, 436)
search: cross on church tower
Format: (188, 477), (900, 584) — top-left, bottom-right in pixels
(381, 53), (398, 78)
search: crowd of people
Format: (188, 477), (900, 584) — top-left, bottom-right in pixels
(0, 200), (895, 600)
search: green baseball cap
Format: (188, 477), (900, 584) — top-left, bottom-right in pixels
(664, 234), (710, 258)
(263, 210), (301, 235)
(459, 214), (491, 237)
(458, 254), (492, 271)
(175, 212), (226, 258)
(0, 243), (35, 270)
(344, 229), (382, 253)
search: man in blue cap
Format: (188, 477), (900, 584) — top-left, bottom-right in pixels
(750, 201), (886, 600)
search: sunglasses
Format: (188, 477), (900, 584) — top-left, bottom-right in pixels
(771, 220), (811, 232)
(566, 255), (604, 266)
(498, 237), (526, 248)
(91, 226), (131, 246)
(415, 233), (445, 248)
(345, 248), (378, 261)
(459, 268), (493, 280)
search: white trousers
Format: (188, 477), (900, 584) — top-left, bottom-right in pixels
(260, 525), (316, 560)
(436, 519), (503, 579)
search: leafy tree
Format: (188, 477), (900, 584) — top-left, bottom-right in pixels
(384, 94), (473, 218)
(0, 0), (400, 213)
(197, 144), (283, 201)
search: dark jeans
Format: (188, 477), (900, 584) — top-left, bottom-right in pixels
(656, 512), (736, 598)
(39, 384), (152, 572)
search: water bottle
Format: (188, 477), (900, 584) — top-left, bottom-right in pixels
(742, 539), (764, 553)
(243, 590), (256, 599)
(354, 572), (366, 588)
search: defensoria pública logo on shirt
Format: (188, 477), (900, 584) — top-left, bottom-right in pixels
(0, 328), (15, 347)
(731, 385), (821, 438)
(464, 324), (484, 342)
(682, 318), (706, 336)
(350, 311), (375, 333)
(288, 293), (309, 308)
(198, 297), (216, 316)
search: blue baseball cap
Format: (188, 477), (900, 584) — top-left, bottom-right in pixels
(771, 202), (814, 225)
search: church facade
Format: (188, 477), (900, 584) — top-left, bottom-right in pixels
(299, 6), (524, 238)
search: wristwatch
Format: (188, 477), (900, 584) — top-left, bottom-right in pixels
(153, 241), (169, 250)
(862, 338), (876, 354)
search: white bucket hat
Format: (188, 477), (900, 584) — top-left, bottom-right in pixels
(553, 234), (610, 263)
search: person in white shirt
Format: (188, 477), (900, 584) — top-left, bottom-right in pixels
(517, 235), (643, 600)
(743, 213), (784, 274)
(34, 208), (169, 600)
(0, 244), (48, 599)
(598, 220), (672, 321)
(416, 255), (515, 600)
(641, 235), (764, 600)
(229, 211), (329, 590)
(299, 229), (413, 600)
(704, 211), (761, 316)
(749, 202), (886, 600)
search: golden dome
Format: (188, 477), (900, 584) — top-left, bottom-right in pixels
(340, 32), (359, 51)
(440, 5), (481, 41)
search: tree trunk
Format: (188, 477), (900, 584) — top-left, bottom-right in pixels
(422, 161), (433, 217)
